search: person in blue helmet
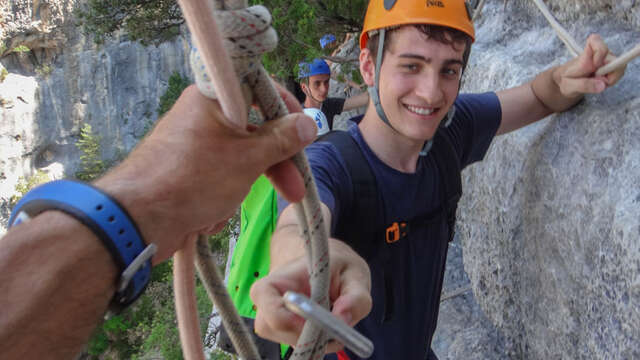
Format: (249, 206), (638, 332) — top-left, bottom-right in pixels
(298, 58), (369, 131)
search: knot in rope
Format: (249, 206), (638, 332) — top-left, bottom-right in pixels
(190, 5), (277, 108)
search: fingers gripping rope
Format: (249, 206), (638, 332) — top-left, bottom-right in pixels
(181, 1), (333, 360)
(531, 0), (639, 74)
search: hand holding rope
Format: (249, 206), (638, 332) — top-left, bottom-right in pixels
(172, 0), (371, 359)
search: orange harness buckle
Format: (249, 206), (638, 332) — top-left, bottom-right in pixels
(385, 222), (408, 243)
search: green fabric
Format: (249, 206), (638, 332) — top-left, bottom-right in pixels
(227, 175), (277, 318)
(227, 176), (291, 358)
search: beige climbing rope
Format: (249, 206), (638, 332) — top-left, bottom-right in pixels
(472, 0), (487, 21)
(596, 43), (640, 76)
(173, 0), (333, 359)
(531, 0), (639, 73)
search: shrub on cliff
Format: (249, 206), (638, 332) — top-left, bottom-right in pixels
(76, 0), (367, 80)
(75, 123), (106, 181)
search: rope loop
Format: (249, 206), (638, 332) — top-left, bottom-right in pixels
(191, 5), (278, 102)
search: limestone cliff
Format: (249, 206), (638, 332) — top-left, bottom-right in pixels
(0, 0), (192, 231)
(458, 1), (640, 358)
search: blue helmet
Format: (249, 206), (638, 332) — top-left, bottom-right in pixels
(298, 58), (331, 79)
(319, 34), (336, 49)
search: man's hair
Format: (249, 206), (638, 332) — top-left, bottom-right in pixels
(366, 24), (472, 68)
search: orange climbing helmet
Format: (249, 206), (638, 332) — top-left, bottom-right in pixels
(359, 0), (476, 50)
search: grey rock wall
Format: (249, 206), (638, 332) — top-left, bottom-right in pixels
(459, 1), (640, 358)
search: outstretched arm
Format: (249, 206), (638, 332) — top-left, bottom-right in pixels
(343, 92), (370, 112)
(496, 34), (626, 135)
(251, 203), (372, 354)
(0, 85), (317, 359)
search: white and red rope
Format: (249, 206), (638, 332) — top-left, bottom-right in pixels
(174, 0), (332, 359)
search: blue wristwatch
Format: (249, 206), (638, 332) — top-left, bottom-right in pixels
(8, 179), (156, 312)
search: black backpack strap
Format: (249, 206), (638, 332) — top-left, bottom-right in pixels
(429, 131), (462, 242)
(383, 131), (462, 244)
(318, 131), (382, 260)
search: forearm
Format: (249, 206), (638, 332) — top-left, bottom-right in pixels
(270, 203), (333, 270)
(270, 221), (308, 270)
(343, 92), (369, 111)
(0, 211), (117, 359)
(497, 62), (586, 135)
(531, 61), (584, 113)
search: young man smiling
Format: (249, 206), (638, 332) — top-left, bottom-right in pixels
(250, 0), (626, 359)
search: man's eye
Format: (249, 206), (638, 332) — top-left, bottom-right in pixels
(401, 64), (418, 71)
(443, 68), (459, 77)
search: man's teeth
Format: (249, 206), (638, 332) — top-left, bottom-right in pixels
(407, 105), (434, 115)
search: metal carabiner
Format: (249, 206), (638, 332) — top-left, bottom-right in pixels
(283, 291), (374, 358)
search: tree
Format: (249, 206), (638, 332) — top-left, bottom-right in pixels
(77, 0), (367, 80)
(158, 72), (190, 116)
(75, 124), (106, 182)
(252, 0), (367, 79)
(76, 0), (185, 45)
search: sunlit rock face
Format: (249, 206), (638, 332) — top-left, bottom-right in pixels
(458, 1), (640, 358)
(0, 0), (191, 232)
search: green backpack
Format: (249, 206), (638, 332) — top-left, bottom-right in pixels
(227, 175), (276, 318)
(221, 175), (289, 358)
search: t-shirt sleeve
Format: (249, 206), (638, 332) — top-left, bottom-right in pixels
(445, 92), (502, 168)
(277, 142), (351, 233)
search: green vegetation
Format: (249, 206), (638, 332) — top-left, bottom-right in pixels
(35, 64), (53, 78)
(76, 0), (184, 45)
(158, 71), (190, 116)
(11, 45), (30, 53)
(75, 123), (107, 181)
(254, 0), (367, 80)
(0, 68), (8, 82)
(77, 0), (367, 81)
(0, 41), (7, 55)
(86, 215), (239, 360)
(209, 212), (239, 271)
(9, 170), (50, 207)
(87, 259), (217, 360)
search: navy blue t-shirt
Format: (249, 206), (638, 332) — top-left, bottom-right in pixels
(279, 92), (502, 359)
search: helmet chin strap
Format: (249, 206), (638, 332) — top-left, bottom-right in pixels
(369, 28), (457, 157)
(419, 106), (456, 156)
(369, 29), (394, 131)
(302, 83), (324, 107)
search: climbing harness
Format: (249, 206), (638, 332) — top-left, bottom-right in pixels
(173, 0), (356, 359)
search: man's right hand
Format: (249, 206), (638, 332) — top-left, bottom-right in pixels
(250, 238), (372, 354)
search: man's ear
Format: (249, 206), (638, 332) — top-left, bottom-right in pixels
(300, 82), (309, 96)
(360, 48), (376, 87)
